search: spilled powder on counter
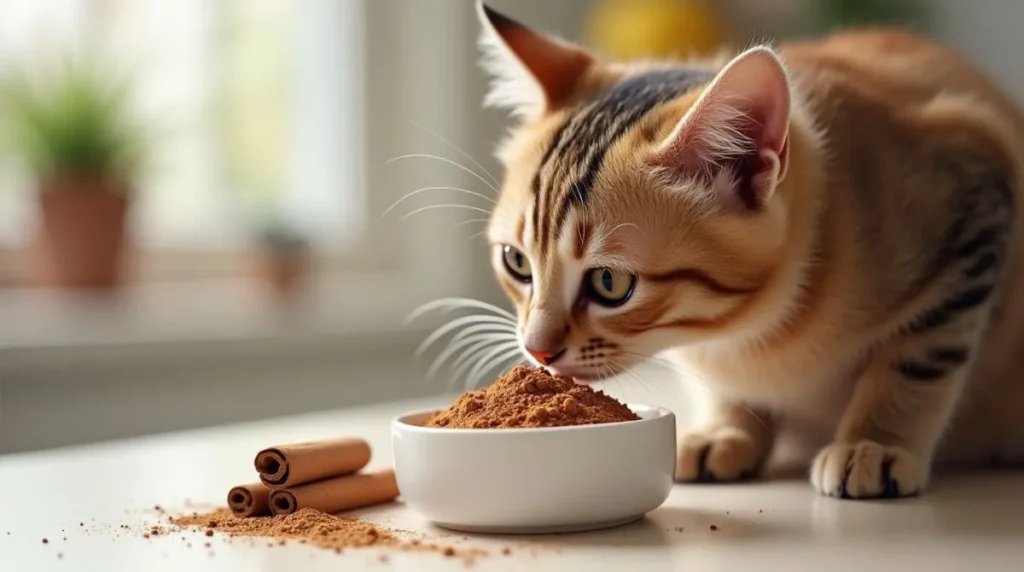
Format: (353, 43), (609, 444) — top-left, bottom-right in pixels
(426, 365), (639, 428)
(168, 508), (486, 562)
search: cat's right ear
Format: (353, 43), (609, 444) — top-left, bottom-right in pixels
(476, 2), (594, 122)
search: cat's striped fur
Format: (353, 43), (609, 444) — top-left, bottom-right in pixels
(477, 2), (1024, 499)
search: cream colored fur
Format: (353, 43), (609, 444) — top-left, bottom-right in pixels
(477, 3), (1024, 500)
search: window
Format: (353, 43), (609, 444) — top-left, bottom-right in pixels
(0, 0), (492, 344)
(0, 0), (364, 251)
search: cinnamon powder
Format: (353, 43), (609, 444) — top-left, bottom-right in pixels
(426, 365), (639, 428)
(169, 508), (394, 550)
(168, 508), (485, 561)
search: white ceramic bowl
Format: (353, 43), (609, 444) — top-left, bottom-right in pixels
(391, 404), (676, 534)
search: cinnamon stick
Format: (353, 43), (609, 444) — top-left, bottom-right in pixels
(227, 482), (272, 518)
(268, 469), (400, 516)
(255, 438), (371, 488)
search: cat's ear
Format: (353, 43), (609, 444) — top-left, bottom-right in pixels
(476, 2), (594, 121)
(653, 46), (791, 210)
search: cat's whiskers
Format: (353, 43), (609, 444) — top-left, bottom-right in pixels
(609, 357), (661, 404)
(427, 325), (518, 379)
(460, 342), (523, 391)
(415, 314), (517, 357)
(407, 297), (521, 389)
(445, 334), (518, 379)
(588, 221), (642, 256)
(620, 350), (767, 429)
(400, 203), (493, 221)
(404, 118), (501, 188)
(468, 347), (524, 390)
(381, 186), (496, 220)
(467, 229), (490, 242)
(596, 363), (626, 402)
(407, 297), (516, 323)
(384, 153), (498, 193)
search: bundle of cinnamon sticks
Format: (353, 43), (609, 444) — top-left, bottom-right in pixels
(227, 437), (399, 518)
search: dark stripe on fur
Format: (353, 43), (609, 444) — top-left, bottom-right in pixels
(908, 284), (995, 334)
(532, 120), (572, 248)
(908, 305), (955, 334)
(927, 347), (970, 365)
(642, 268), (758, 295)
(964, 251), (999, 278)
(956, 227), (1001, 258)
(944, 284), (994, 312)
(895, 360), (946, 381)
(906, 164), (1011, 334)
(534, 68), (715, 250)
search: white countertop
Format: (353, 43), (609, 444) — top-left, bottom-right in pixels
(2, 395), (1023, 572)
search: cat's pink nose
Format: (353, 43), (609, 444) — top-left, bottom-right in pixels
(526, 346), (566, 365)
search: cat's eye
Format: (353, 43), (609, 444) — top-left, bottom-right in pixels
(501, 245), (532, 283)
(588, 268), (636, 307)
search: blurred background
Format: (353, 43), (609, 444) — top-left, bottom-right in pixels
(0, 0), (1021, 454)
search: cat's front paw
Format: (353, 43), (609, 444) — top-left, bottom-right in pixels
(675, 426), (762, 482)
(811, 440), (928, 499)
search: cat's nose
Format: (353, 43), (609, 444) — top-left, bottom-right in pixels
(526, 346), (566, 365)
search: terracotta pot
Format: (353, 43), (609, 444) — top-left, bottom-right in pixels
(29, 175), (130, 290)
(252, 249), (309, 304)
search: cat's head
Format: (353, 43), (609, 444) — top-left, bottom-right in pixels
(478, 3), (804, 380)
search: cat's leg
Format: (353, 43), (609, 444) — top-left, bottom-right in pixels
(676, 398), (775, 482)
(811, 299), (991, 499)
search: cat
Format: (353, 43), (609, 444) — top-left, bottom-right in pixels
(474, 1), (1024, 500)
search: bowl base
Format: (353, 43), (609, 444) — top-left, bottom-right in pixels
(432, 514), (645, 535)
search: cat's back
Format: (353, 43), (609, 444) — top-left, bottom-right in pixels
(781, 28), (1021, 124)
(778, 29), (1024, 447)
(781, 28), (1023, 173)
(780, 28), (1023, 271)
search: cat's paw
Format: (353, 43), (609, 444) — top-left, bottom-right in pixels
(810, 440), (928, 499)
(675, 426), (762, 482)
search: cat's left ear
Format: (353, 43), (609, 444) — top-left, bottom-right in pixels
(476, 2), (594, 121)
(653, 46), (791, 210)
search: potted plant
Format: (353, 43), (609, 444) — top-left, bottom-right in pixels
(0, 63), (143, 290)
(251, 218), (311, 304)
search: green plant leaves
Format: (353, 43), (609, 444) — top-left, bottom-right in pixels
(0, 62), (145, 189)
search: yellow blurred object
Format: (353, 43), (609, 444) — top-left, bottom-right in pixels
(584, 0), (724, 60)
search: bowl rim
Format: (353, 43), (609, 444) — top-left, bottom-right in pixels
(391, 403), (675, 435)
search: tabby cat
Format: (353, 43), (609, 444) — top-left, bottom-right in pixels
(475, 2), (1024, 499)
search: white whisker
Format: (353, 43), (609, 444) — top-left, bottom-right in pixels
(465, 345), (524, 390)
(467, 344), (524, 389)
(400, 204), (493, 220)
(429, 330), (517, 379)
(406, 298), (516, 323)
(381, 186), (497, 220)
(612, 358), (659, 404)
(416, 315), (518, 357)
(596, 363), (622, 401)
(621, 350), (767, 429)
(458, 218), (491, 226)
(454, 341), (520, 383)
(441, 322), (517, 348)
(448, 337), (510, 376)
(571, 180), (585, 205)
(384, 153), (498, 192)
(406, 119), (501, 188)
(592, 221), (642, 253)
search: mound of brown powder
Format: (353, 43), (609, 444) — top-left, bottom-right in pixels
(426, 365), (639, 428)
(167, 508), (486, 561)
(169, 508), (395, 550)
